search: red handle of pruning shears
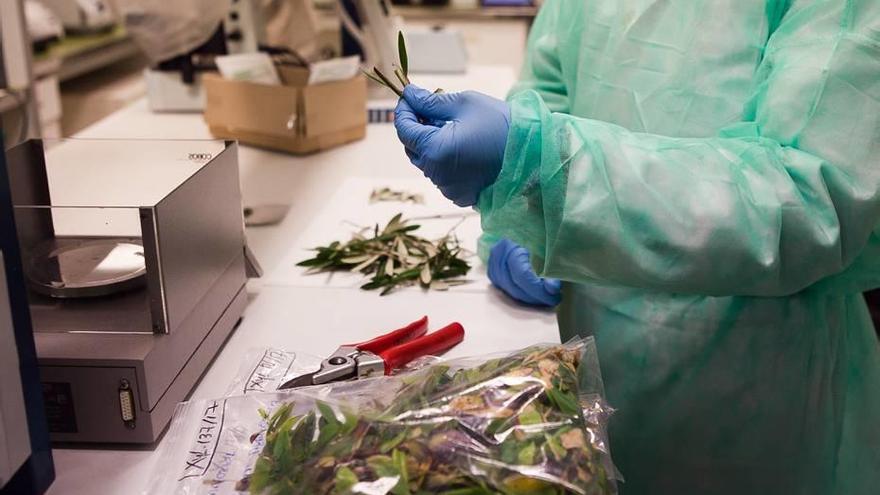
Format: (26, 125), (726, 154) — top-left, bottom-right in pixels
(348, 316), (429, 354)
(378, 322), (464, 374)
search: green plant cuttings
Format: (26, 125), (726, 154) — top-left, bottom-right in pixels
(241, 344), (612, 495)
(297, 213), (470, 295)
(370, 187), (425, 204)
(364, 31), (441, 97)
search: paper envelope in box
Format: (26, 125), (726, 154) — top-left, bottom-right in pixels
(204, 66), (367, 154)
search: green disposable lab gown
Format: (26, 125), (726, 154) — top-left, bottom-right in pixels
(477, 0), (880, 493)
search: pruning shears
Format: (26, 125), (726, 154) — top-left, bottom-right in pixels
(278, 316), (464, 389)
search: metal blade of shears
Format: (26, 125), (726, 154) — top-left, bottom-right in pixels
(278, 345), (361, 390)
(278, 371), (317, 390)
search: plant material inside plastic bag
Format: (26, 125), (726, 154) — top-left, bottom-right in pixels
(242, 343), (613, 495)
(145, 339), (615, 495)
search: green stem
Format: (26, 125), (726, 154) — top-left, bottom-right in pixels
(393, 66), (408, 90)
(372, 68), (403, 97)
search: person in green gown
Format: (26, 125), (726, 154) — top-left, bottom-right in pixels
(394, 1), (880, 493)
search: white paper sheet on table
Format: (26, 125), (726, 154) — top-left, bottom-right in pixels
(264, 177), (492, 293)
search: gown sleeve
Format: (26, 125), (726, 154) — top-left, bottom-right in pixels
(478, 1), (880, 297)
(506, 0), (569, 113)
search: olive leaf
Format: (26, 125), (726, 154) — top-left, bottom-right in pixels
(398, 31), (408, 77)
(420, 264), (432, 285)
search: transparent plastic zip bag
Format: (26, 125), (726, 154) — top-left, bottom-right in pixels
(225, 348), (324, 396)
(146, 338), (618, 495)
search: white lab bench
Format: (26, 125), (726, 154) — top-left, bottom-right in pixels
(45, 66), (559, 495)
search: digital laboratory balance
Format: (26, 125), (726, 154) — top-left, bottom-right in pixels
(1, 138), (255, 444)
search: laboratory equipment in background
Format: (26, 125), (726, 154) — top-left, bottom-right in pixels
(2, 138), (256, 444)
(1, 0), (31, 92)
(340, 0), (467, 76)
(142, 25), (231, 112)
(243, 204), (290, 227)
(39, 0), (115, 34)
(0, 137), (54, 495)
(119, 0), (264, 112)
(1, 0), (41, 146)
(403, 29), (467, 73)
(390, 0), (449, 5)
(338, 0), (402, 77)
(22, 0), (63, 52)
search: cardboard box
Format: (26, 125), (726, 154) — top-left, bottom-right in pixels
(204, 66), (367, 154)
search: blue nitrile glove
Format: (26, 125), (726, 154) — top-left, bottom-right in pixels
(488, 239), (562, 307)
(394, 85), (510, 207)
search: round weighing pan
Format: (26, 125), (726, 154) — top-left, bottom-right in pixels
(26, 239), (147, 299)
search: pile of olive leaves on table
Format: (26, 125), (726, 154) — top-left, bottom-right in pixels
(147, 339), (618, 495)
(297, 213), (471, 295)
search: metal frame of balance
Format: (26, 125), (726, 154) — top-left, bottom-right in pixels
(2, 138), (254, 444)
